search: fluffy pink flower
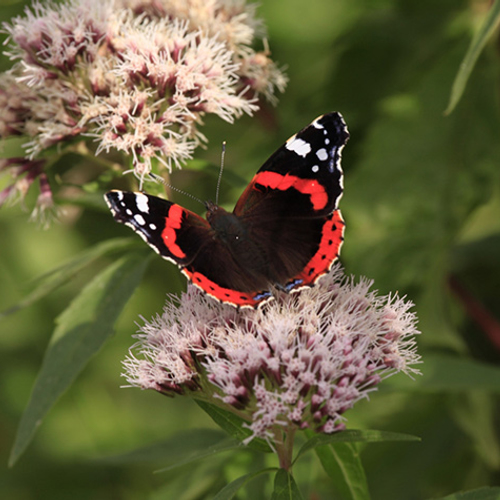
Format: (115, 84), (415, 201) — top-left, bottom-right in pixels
(123, 265), (421, 444)
(0, 0), (286, 220)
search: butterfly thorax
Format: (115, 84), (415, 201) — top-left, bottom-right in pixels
(206, 201), (247, 244)
(205, 200), (269, 274)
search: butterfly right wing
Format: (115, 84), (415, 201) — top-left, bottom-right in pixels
(231, 112), (348, 290)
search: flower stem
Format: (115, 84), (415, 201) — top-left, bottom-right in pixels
(275, 425), (296, 471)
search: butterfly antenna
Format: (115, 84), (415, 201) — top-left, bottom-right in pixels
(148, 173), (205, 207)
(215, 141), (226, 206)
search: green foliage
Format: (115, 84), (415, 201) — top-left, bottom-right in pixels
(9, 251), (151, 466)
(0, 136), (28, 158)
(312, 441), (369, 500)
(271, 469), (304, 500)
(99, 428), (238, 467)
(1, 0), (500, 499)
(434, 487), (500, 500)
(0, 237), (139, 317)
(445, 0), (500, 114)
(295, 430), (420, 462)
(212, 468), (277, 500)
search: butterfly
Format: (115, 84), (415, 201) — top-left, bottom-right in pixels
(105, 112), (349, 308)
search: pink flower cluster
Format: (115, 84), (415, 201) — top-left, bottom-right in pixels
(0, 0), (286, 222)
(123, 265), (421, 443)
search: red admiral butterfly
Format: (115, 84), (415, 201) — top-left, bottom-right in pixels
(105, 112), (349, 308)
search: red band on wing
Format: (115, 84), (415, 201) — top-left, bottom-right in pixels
(161, 205), (186, 259)
(291, 210), (345, 288)
(254, 171), (328, 210)
(181, 268), (272, 308)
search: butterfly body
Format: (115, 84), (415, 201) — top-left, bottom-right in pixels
(105, 112), (349, 308)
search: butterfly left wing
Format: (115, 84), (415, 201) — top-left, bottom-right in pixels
(233, 112), (349, 291)
(105, 191), (273, 307)
(105, 190), (209, 267)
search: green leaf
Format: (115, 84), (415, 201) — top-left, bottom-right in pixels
(451, 392), (500, 469)
(0, 136), (28, 158)
(0, 237), (139, 318)
(9, 252), (150, 466)
(445, 0), (500, 114)
(295, 430), (420, 462)
(430, 486), (500, 500)
(195, 399), (272, 453)
(314, 441), (370, 500)
(213, 468), (277, 500)
(271, 469), (304, 500)
(99, 428), (240, 469)
(150, 455), (228, 500)
(383, 354), (500, 393)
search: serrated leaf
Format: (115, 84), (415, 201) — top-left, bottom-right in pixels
(445, 0), (500, 114)
(294, 430), (420, 463)
(1, 237), (139, 318)
(314, 441), (370, 500)
(212, 468), (277, 500)
(430, 486), (500, 500)
(9, 252), (150, 466)
(271, 469), (304, 500)
(195, 399), (272, 453)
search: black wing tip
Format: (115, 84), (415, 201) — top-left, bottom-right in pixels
(104, 189), (121, 201)
(318, 112), (350, 144)
(103, 190), (123, 213)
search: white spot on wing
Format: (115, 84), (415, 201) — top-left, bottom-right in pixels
(149, 223), (157, 230)
(316, 148), (328, 161)
(116, 191), (124, 201)
(286, 138), (311, 157)
(134, 214), (146, 226)
(312, 165), (319, 173)
(135, 193), (150, 214)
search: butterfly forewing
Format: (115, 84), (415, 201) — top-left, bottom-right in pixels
(233, 112), (347, 218)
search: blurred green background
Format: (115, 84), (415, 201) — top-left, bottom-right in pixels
(1, 0), (500, 498)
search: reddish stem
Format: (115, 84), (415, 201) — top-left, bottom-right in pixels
(448, 275), (500, 352)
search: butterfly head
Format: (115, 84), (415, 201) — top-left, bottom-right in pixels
(205, 200), (226, 225)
